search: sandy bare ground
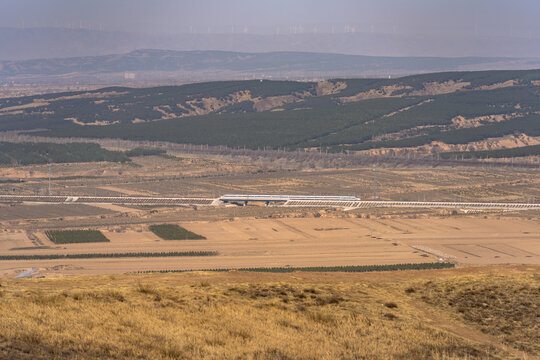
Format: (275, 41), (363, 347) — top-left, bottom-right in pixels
(87, 203), (142, 213)
(0, 216), (538, 277)
(97, 185), (154, 196)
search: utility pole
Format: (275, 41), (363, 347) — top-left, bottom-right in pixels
(373, 164), (378, 199)
(48, 163), (51, 196)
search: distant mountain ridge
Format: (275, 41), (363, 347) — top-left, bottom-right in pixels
(1, 49), (539, 85)
(1, 26), (540, 60)
(0, 49), (513, 75)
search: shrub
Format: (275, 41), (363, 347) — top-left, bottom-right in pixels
(136, 283), (158, 295)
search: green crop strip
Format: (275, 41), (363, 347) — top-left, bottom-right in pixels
(0, 251), (218, 260)
(135, 262), (455, 274)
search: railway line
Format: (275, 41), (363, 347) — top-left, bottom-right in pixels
(0, 194), (538, 210)
(0, 195), (217, 206)
(282, 199), (540, 210)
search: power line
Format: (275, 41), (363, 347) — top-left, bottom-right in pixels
(48, 163), (51, 196)
(373, 164), (378, 199)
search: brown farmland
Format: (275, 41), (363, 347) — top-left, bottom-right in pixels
(0, 215), (538, 277)
(0, 153), (538, 278)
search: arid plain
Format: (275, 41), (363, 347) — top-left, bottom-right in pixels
(0, 152), (538, 277)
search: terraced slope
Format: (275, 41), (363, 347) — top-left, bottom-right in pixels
(0, 70), (539, 155)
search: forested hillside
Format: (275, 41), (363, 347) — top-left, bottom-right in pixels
(0, 70), (539, 155)
(0, 142), (129, 165)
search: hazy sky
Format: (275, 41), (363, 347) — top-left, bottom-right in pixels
(0, 0), (539, 38)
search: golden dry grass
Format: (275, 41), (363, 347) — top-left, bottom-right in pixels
(409, 271), (540, 355)
(0, 266), (538, 359)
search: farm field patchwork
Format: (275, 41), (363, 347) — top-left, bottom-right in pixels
(0, 216), (538, 277)
(0, 151), (538, 279)
(1, 153), (539, 203)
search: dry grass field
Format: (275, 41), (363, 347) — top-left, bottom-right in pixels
(0, 266), (538, 359)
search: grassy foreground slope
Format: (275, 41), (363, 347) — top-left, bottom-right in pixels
(0, 266), (537, 359)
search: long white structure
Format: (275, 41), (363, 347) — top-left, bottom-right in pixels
(0, 195), (216, 206)
(219, 194), (360, 203)
(282, 199), (540, 210)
